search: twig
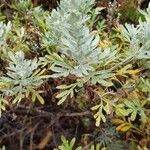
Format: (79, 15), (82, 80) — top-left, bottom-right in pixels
(16, 105), (92, 118)
(63, 111), (91, 117)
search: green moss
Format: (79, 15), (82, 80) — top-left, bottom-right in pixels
(119, 7), (142, 23)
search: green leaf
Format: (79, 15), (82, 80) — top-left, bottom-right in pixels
(130, 111), (137, 121)
(0, 96), (9, 117)
(57, 96), (68, 105)
(56, 90), (70, 99)
(98, 80), (113, 87)
(36, 93), (45, 105)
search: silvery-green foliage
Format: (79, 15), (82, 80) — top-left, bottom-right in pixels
(59, 25), (101, 77)
(32, 6), (49, 31)
(96, 46), (118, 67)
(10, 0), (33, 12)
(50, 44), (117, 77)
(41, 0), (117, 77)
(49, 68), (114, 105)
(42, 0), (95, 46)
(0, 21), (11, 46)
(56, 81), (83, 105)
(41, 53), (75, 78)
(139, 2), (150, 22)
(39, 0), (117, 104)
(1, 51), (46, 104)
(58, 0), (95, 15)
(10, 27), (26, 44)
(121, 3), (150, 60)
(121, 24), (140, 50)
(139, 78), (150, 94)
(82, 70), (114, 87)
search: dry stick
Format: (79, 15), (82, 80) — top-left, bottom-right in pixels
(17, 105), (92, 118)
(19, 103), (34, 150)
(63, 111), (91, 117)
(30, 122), (41, 150)
(0, 128), (27, 143)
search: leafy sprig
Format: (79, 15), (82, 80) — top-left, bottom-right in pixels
(0, 51), (47, 104)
